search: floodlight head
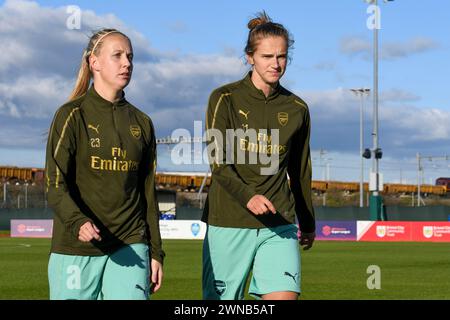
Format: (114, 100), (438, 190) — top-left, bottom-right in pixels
(375, 148), (383, 159)
(350, 88), (370, 95)
(363, 148), (371, 159)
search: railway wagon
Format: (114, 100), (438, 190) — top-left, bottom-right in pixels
(155, 172), (211, 189)
(383, 183), (446, 195)
(311, 181), (327, 192)
(327, 181), (360, 192)
(0, 166), (45, 182)
(436, 177), (450, 192)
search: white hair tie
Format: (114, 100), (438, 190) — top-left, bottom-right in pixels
(90, 30), (121, 56)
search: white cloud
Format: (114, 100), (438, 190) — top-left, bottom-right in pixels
(340, 36), (439, 60)
(0, 0), (448, 164)
(127, 56), (245, 113)
(152, 55), (243, 79)
(0, 120), (47, 148)
(0, 75), (73, 119)
(0, 0), (158, 78)
(382, 37), (438, 60)
(123, 55), (246, 135)
(340, 36), (371, 57)
(299, 88), (450, 156)
(302, 87), (358, 118)
(380, 89), (420, 103)
(382, 106), (450, 141)
(0, 0), (246, 147)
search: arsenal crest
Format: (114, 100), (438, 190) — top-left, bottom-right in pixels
(130, 125), (141, 139)
(278, 112), (288, 126)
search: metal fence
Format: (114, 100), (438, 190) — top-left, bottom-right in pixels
(0, 181), (47, 209)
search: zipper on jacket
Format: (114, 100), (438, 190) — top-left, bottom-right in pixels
(263, 98), (268, 129)
(265, 98), (269, 130)
(112, 104), (124, 149)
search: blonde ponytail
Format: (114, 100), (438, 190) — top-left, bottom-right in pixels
(68, 50), (91, 101)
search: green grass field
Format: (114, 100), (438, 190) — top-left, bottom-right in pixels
(0, 238), (449, 300)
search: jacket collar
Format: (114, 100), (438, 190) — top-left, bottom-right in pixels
(85, 85), (128, 111)
(242, 71), (281, 101)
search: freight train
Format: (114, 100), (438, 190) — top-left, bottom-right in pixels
(155, 172), (448, 195)
(0, 166), (44, 183)
(0, 166), (448, 195)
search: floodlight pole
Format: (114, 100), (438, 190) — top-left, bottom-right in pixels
(369, 0), (381, 221)
(367, 0), (394, 220)
(350, 88), (370, 208)
(417, 153), (421, 207)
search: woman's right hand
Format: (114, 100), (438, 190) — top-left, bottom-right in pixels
(78, 221), (102, 242)
(247, 195), (276, 215)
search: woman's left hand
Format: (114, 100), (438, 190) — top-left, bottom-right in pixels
(300, 232), (316, 250)
(150, 258), (163, 293)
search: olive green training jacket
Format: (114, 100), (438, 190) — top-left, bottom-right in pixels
(45, 85), (164, 263)
(202, 72), (315, 233)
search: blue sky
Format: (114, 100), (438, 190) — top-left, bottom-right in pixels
(0, 0), (449, 184)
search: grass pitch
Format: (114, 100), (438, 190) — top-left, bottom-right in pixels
(0, 238), (449, 300)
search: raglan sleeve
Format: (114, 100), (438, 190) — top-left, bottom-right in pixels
(142, 118), (165, 264)
(205, 89), (256, 207)
(287, 105), (316, 233)
(45, 106), (92, 239)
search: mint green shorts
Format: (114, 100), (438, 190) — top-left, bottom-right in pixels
(202, 224), (300, 300)
(48, 243), (150, 300)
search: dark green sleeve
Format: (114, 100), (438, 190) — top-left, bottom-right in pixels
(206, 90), (256, 207)
(45, 107), (92, 239)
(142, 119), (165, 264)
(287, 107), (316, 233)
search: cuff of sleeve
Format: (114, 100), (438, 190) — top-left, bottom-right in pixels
(299, 224), (316, 234)
(237, 187), (257, 207)
(71, 217), (93, 239)
(298, 217), (315, 233)
(151, 247), (166, 265)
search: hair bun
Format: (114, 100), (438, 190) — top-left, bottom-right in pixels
(247, 11), (271, 30)
(248, 17), (264, 30)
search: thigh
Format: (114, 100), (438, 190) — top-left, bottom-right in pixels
(101, 243), (150, 300)
(250, 224), (300, 297)
(48, 253), (106, 300)
(202, 226), (256, 300)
